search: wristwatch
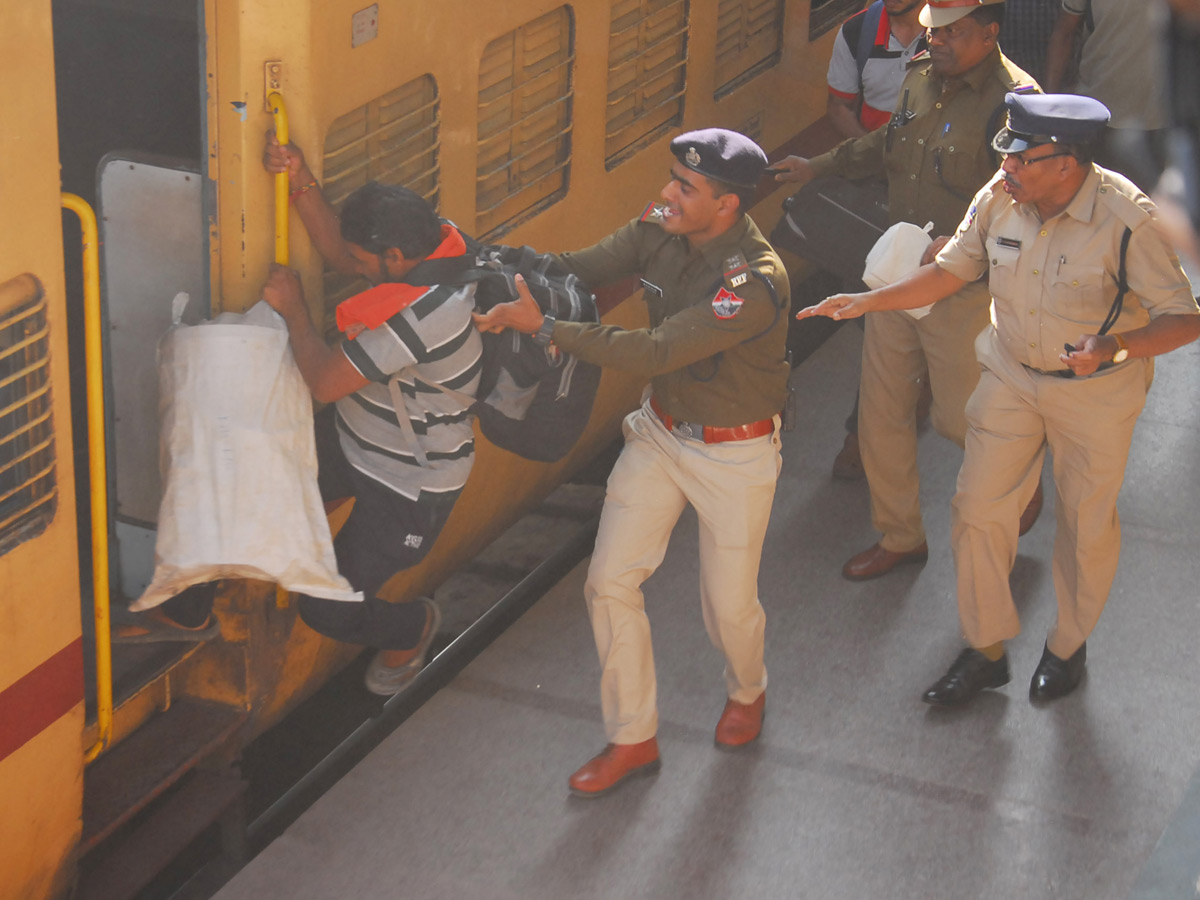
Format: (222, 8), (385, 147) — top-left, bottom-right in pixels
(533, 312), (557, 347)
(1111, 333), (1130, 363)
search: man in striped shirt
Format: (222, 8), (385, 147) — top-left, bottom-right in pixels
(263, 135), (482, 695)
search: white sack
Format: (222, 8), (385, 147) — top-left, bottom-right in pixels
(132, 295), (359, 610)
(862, 221), (936, 319)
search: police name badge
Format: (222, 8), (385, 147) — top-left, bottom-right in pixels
(712, 286), (744, 319)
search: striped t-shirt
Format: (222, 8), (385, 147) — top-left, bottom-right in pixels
(337, 281), (482, 501)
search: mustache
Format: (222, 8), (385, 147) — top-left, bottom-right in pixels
(1003, 173), (1021, 190)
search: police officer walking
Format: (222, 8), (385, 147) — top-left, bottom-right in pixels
(775, 0), (1043, 583)
(799, 94), (1200, 705)
(475, 129), (789, 796)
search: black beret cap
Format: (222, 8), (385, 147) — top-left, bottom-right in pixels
(992, 92), (1111, 153)
(669, 128), (769, 188)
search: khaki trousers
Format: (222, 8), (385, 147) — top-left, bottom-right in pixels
(859, 284), (992, 552)
(585, 401), (781, 744)
(951, 349), (1148, 657)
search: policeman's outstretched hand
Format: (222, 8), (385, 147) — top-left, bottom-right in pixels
(1060, 334), (1113, 377)
(773, 156), (815, 186)
(795, 292), (868, 321)
(263, 129), (308, 181)
(261, 263), (305, 320)
(472, 274), (544, 335)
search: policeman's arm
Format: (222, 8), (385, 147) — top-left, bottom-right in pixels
(555, 221), (648, 288)
(796, 262), (966, 321)
(263, 131), (360, 277)
(921, 236), (953, 266)
(1044, 10), (1083, 92)
(261, 264), (369, 402)
(1062, 314), (1200, 376)
(827, 93), (869, 141)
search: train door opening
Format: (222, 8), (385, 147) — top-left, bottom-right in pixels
(52, 0), (207, 715)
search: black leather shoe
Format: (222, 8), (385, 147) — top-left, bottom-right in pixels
(1029, 642), (1086, 702)
(922, 648), (1010, 706)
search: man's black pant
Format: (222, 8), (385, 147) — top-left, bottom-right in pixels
(162, 407), (463, 650)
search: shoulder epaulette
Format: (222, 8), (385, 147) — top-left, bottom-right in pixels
(639, 202), (668, 224)
(723, 251), (751, 290)
(1096, 178), (1152, 231)
(909, 49), (932, 66)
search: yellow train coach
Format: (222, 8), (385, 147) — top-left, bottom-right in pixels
(0, 0), (857, 895)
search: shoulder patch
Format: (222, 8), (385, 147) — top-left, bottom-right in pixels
(1096, 178), (1153, 231)
(711, 287), (745, 319)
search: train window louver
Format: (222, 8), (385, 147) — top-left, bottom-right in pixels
(809, 0), (865, 40)
(713, 0), (785, 98)
(321, 75), (441, 334)
(476, 6), (574, 241)
(606, 0), (689, 169)
(0, 275), (57, 557)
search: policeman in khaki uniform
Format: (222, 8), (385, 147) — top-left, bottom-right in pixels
(475, 129), (790, 796)
(776, 0), (1044, 582)
(800, 94), (1200, 705)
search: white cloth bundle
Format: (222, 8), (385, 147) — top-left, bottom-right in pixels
(133, 294), (359, 610)
(862, 221), (936, 319)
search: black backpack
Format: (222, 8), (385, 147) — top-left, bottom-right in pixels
(396, 234), (602, 464)
(769, 175), (890, 285)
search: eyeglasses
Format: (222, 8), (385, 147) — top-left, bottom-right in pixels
(1003, 150), (1074, 167)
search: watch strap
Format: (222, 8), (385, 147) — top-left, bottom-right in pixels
(534, 312), (557, 346)
(1112, 332), (1129, 362)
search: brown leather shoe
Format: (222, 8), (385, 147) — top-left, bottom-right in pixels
(715, 692), (766, 747)
(568, 738), (660, 798)
(1018, 479), (1044, 536)
(832, 432), (865, 481)
(841, 541), (929, 581)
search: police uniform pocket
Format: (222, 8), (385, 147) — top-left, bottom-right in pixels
(936, 144), (983, 200)
(1047, 263), (1106, 324)
(984, 238), (1020, 302)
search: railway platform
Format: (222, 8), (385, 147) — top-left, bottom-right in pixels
(214, 321), (1200, 900)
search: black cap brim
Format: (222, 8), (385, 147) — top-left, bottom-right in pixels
(991, 126), (1047, 154)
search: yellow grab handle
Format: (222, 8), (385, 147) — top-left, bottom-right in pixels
(268, 90), (289, 266)
(268, 91), (293, 609)
(63, 193), (113, 764)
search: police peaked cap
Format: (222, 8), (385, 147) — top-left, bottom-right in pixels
(669, 128), (769, 188)
(991, 92), (1111, 153)
(919, 0), (1005, 28)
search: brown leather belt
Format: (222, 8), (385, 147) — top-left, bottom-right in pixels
(650, 396), (774, 444)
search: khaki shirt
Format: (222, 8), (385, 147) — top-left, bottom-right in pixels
(810, 47), (1039, 235)
(937, 166), (1200, 373)
(549, 214), (791, 427)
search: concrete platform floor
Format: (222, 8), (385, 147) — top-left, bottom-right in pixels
(217, 323), (1200, 900)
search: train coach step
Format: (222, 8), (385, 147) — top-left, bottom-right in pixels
(82, 698), (247, 852)
(77, 767), (246, 900)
